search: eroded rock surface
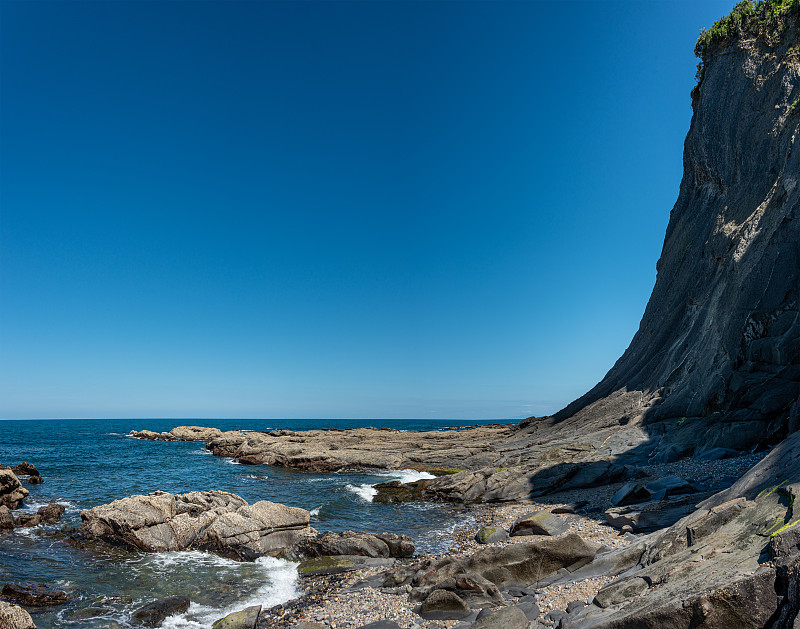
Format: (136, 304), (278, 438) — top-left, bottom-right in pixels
(0, 601), (36, 629)
(77, 490), (313, 559)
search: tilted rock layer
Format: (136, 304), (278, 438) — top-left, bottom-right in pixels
(554, 6), (800, 452)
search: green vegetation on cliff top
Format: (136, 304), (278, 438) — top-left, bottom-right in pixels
(696, 0), (799, 61)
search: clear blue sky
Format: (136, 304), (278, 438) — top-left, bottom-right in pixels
(0, 0), (734, 420)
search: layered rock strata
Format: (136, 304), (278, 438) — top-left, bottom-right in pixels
(550, 3), (800, 456)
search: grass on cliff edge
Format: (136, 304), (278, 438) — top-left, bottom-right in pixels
(696, 0), (799, 61)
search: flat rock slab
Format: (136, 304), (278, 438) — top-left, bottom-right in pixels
(212, 604), (261, 629)
(511, 511), (569, 537)
(78, 490), (312, 559)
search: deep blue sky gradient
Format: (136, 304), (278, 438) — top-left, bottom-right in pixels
(0, 0), (734, 419)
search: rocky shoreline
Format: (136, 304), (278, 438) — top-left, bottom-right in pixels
(1, 421), (797, 629)
(91, 423), (788, 629)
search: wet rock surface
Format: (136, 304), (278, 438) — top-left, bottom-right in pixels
(133, 595), (190, 626)
(1, 582), (73, 607)
(16, 502), (65, 528)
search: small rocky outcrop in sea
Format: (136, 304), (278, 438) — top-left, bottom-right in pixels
(77, 490), (314, 560)
(0, 469), (28, 510)
(16, 502), (66, 528)
(0, 601), (36, 629)
(11, 462), (40, 477)
(1, 582), (74, 606)
(129, 426), (224, 441)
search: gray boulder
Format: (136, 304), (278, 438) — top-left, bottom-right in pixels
(78, 490), (313, 559)
(474, 526), (508, 544)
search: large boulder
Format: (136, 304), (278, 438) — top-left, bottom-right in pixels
(510, 511), (569, 537)
(0, 601), (36, 629)
(0, 470), (28, 509)
(77, 490), (313, 559)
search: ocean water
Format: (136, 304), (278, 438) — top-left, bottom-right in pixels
(0, 418), (517, 628)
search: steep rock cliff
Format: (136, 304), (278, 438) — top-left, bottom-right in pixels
(553, 2), (800, 452)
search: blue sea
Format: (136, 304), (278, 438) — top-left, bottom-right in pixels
(0, 418), (517, 628)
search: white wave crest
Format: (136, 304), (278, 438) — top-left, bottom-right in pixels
(376, 469), (436, 484)
(346, 483), (378, 502)
(309, 506), (321, 517)
(17, 498), (80, 515)
(158, 556), (299, 629)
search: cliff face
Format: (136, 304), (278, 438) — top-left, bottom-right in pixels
(555, 6), (800, 451)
